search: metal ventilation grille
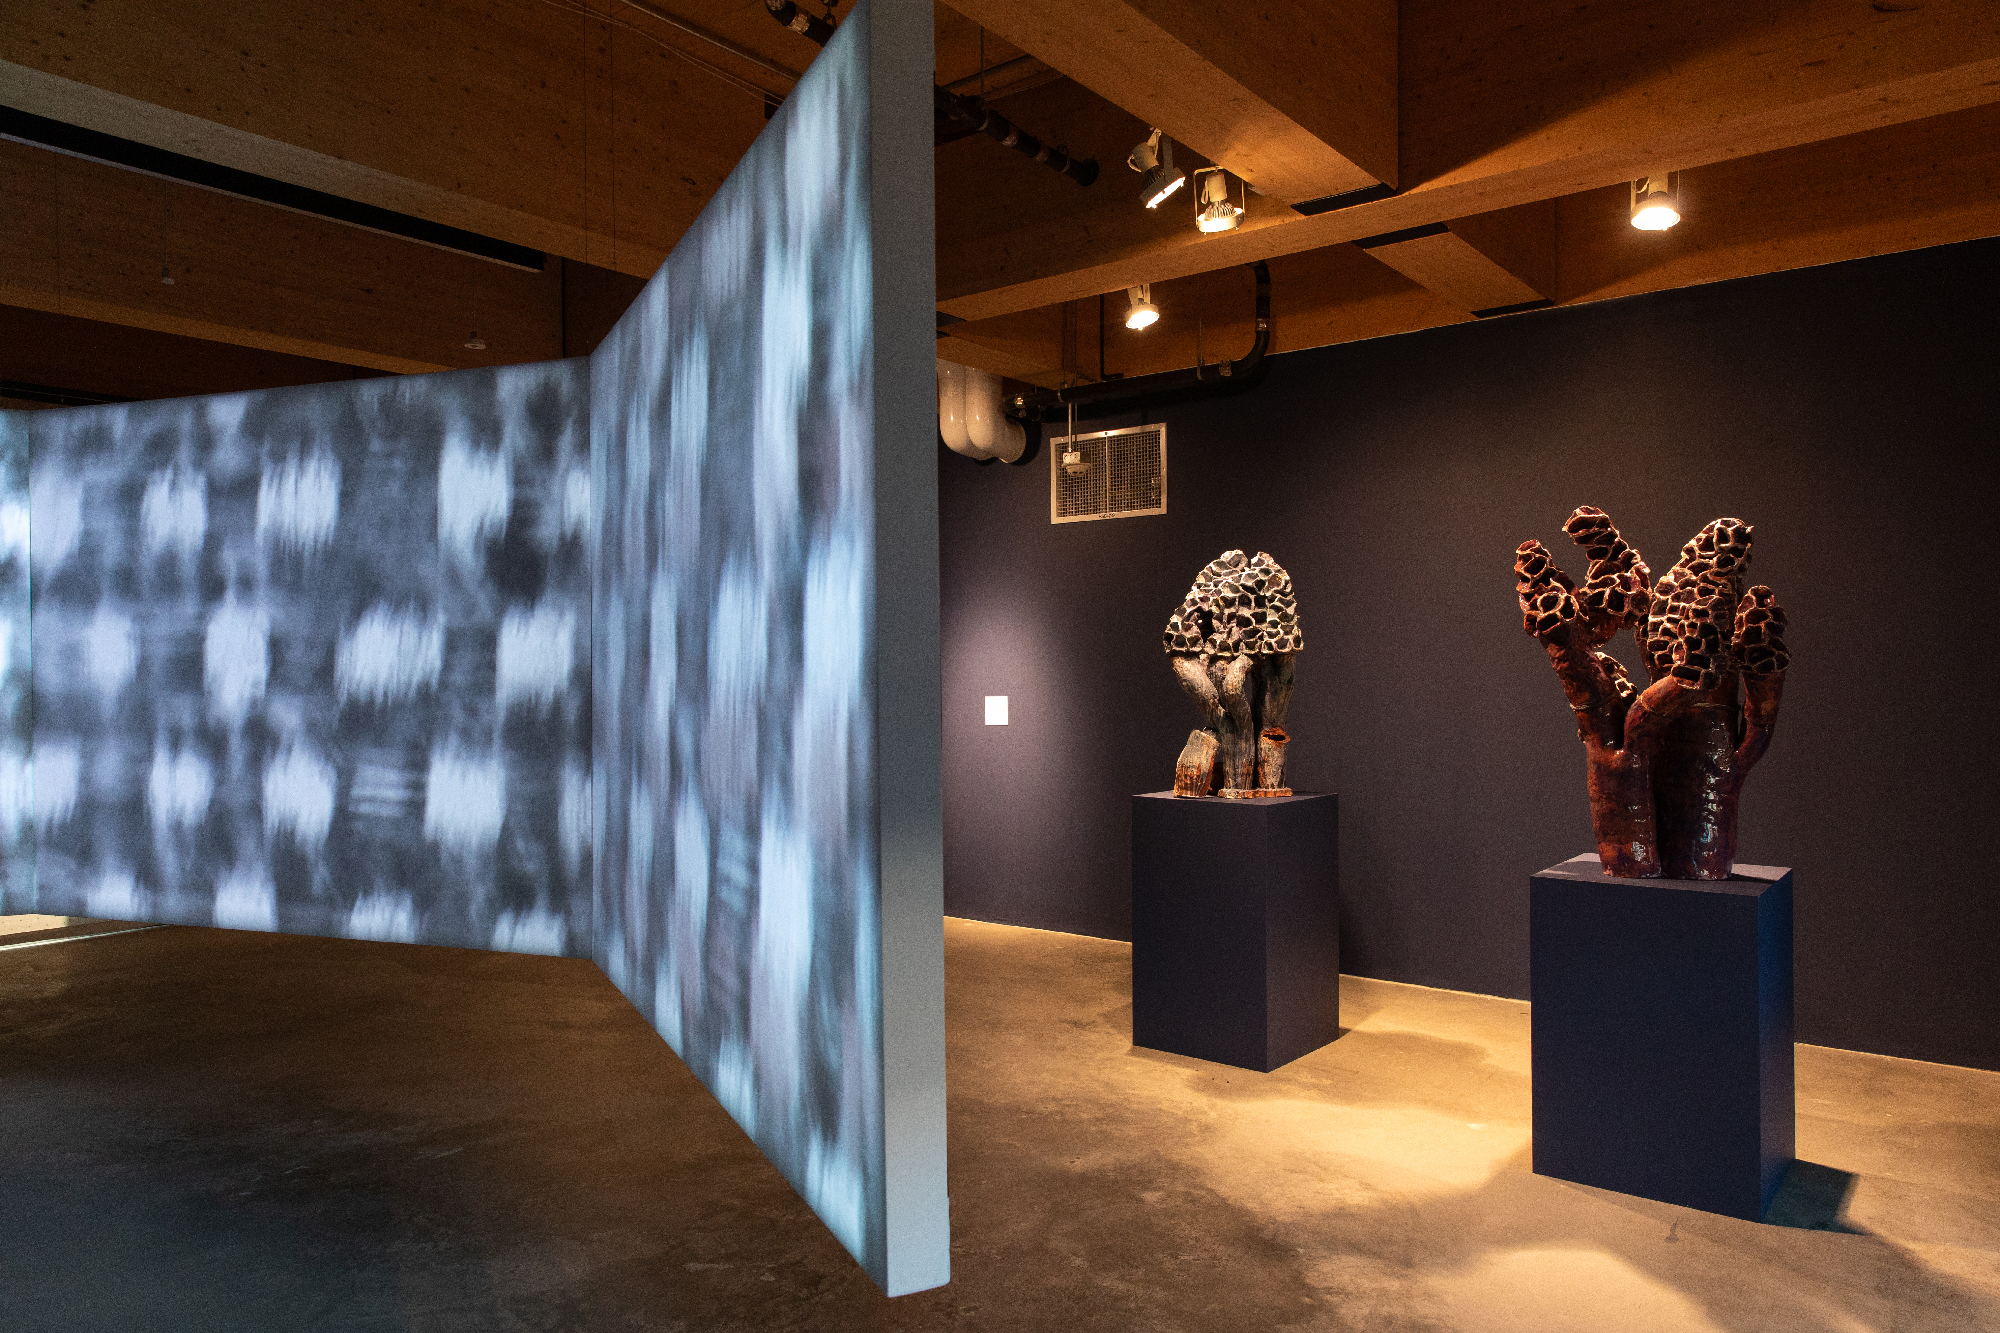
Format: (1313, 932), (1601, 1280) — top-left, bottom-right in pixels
(1049, 424), (1167, 523)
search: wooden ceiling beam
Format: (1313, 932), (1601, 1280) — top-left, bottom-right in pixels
(938, 0), (1397, 204)
(1359, 229), (1542, 314)
(935, 333), (1068, 390)
(0, 305), (394, 408)
(0, 0), (784, 279)
(1556, 99), (2000, 308)
(939, 245), (1472, 388)
(0, 139), (564, 374)
(939, 96), (2000, 395)
(1357, 198), (1557, 315)
(938, 0), (2000, 320)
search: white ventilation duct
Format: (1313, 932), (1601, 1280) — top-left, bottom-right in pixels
(936, 359), (983, 458)
(962, 365), (1026, 463)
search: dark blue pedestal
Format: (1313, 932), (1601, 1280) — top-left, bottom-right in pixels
(1531, 855), (1795, 1220)
(1131, 792), (1339, 1072)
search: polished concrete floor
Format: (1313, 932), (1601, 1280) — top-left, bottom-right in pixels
(1, 916), (1995, 1331)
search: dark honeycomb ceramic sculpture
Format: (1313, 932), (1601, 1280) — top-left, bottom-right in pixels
(1514, 507), (1791, 878)
(1163, 550), (1302, 798)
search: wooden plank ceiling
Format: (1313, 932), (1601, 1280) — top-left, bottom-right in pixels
(3, 0), (1998, 402)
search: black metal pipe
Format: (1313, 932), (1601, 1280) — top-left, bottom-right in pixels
(764, 0), (835, 46)
(933, 86), (1098, 188)
(1010, 262), (1272, 422)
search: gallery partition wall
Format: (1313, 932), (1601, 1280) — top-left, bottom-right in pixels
(940, 236), (2000, 1076)
(0, 0), (947, 1297)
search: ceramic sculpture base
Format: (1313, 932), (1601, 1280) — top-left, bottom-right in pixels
(1530, 854), (1795, 1220)
(1131, 792), (1339, 1072)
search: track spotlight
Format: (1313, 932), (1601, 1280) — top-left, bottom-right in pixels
(464, 332), (487, 350)
(1630, 173), (1681, 231)
(1124, 285), (1160, 331)
(1128, 129), (1186, 210)
(1193, 168), (1244, 234)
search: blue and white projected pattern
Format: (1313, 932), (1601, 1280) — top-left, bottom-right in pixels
(0, 413), (28, 904)
(0, 0), (940, 1297)
(591, 6), (886, 1278)
(17, 365), (592, 952)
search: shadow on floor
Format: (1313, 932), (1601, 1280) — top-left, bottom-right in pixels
(1764, 1161), (1864, 1234)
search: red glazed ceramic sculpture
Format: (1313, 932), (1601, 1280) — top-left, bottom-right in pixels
(1514, 508), (1790, 878)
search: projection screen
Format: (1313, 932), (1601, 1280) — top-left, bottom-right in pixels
(19, 364), (594, 951)
(0, 0), (943, 1298)
(1, 411), (26, 904)
(588, 0), (945, 1293)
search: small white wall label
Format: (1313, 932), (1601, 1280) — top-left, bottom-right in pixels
(984, 695), (1009, 726)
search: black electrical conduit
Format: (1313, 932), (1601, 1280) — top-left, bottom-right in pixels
(1008, 261), (1272, 423)
(762, 0), (1098, 189)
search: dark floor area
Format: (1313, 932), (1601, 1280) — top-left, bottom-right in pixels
(4, 920), (1996, 1331)
(0, 925), (913, 1332)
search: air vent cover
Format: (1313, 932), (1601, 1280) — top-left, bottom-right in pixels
(1049, 423), (1166, 523)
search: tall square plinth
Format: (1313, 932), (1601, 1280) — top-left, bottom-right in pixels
(1131, 792), (1339, 1072)
(1531, 855), (1795, 1220)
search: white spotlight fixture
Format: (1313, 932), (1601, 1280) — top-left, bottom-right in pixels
(1124, 285), (1160, 331)
(1128, 129), (1186, 210)
(1193, 167), (1244, 234)
(1630, 173), (1681, 231)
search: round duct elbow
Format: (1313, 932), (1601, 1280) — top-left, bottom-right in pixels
(963, 366), (1026, 463)
(937, 359), (988, 458)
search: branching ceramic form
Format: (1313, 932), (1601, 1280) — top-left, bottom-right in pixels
(1514, 507), (1791, 878)
(1163, 550), (1302, 798)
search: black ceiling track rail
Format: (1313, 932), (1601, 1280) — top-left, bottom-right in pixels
(1354, 221), (1449, 249)
(1291, 182), (1397, 216)
(1, 380), (137, 407)
(1471, 298), (1556, 319)
(0, 105), (545, 272)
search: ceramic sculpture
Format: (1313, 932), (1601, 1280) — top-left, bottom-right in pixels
(1163, 550), (1302, 798)
(1514, 507), (1790, 878)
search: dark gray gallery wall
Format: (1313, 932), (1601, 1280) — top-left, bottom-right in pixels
(939, 236), (2000, 1073)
